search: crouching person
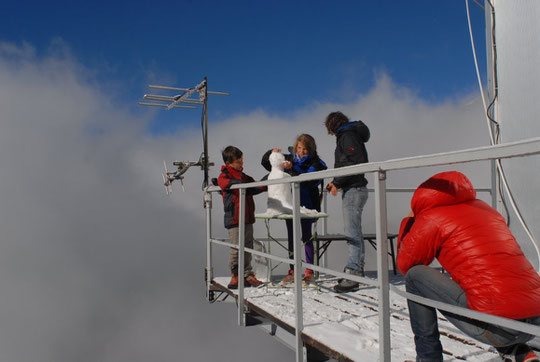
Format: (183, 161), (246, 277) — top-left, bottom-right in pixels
(397, 171), (540, 362)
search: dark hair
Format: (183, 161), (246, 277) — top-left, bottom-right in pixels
(222, 145), (243, 163)
(294, 134), (317, 156)
(325, 111), (349, 135)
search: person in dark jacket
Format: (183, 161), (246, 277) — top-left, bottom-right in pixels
(398, 171), (540, 362)
(217, 146), (265, 289)
(261, 134), (327, 284)
(324, 111), (370, 293)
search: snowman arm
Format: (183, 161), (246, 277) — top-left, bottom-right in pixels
(261, 149), (272, 171)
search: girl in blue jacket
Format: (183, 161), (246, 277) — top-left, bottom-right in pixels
(262, 134), (327, 284)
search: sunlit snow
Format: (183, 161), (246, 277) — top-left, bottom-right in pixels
(214, 273), (504, 361)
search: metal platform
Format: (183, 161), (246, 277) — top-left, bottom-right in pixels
(209, 273), (501, 361)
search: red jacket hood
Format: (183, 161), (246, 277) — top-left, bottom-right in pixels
(411, 171), (476, 215)
(398, 170), (540, 319)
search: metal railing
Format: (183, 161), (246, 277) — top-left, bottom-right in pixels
(203, 136), (540, 361)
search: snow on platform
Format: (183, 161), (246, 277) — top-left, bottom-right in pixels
(211, 273), (501, 361)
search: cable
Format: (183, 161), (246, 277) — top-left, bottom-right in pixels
(465, 0), (540, 269)
(200, 78), (209, 190)
(472, 0), (484, 9)
(200, 105), (207, 190)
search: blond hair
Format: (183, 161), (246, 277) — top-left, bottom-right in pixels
(294, 134), (317, 156)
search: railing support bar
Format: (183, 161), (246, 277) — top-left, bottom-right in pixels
(238, 189), (246, 326)
(204, 191), (214, 301)
(321, 190), (328, 267)
(292, 182), (305, 362)
(491, 159), (498, 209)
(375, 170), (391, 361)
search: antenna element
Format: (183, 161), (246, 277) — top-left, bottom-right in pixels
(139, 77), (229, 193)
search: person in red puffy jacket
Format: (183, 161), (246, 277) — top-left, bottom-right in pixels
(397, 171), (540, 362)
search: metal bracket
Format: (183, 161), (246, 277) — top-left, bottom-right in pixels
(203, 191), (212, 209)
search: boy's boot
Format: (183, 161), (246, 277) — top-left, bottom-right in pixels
(497, 344), (540, 362)
(228, 273), (239, 289)
(334, 267), (364, 293)
(280, 269), (295, 285)
(303, 269), (316, 284)
(245, 273), (263, 287)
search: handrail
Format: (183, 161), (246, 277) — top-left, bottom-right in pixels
(391, 286), (540, 336)
(211, 239), (379, 288)
(205, 136), (540, 192)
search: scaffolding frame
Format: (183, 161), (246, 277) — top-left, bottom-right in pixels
(204, 136), (540, 361)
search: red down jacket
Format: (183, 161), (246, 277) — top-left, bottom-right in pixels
(217, 165), (264, 229)
(397, 171), (540, 319)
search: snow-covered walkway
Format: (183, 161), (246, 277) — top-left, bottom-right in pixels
(212, 272), (502, 361)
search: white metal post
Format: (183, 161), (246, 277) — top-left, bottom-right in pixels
(238, 188), (246, 326)
(491, 159), (498, 209)
(292, 182), (305, 362)
(375, 171), (391, 361)
(321, 189), (328, 268)
(205, 191), (214, 301)
(202, 77), (210, 188)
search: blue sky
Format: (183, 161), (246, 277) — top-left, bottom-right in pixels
(0, 2), (493, 361)
(2, 1), (486, 133)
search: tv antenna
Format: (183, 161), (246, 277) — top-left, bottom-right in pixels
(139, 77), (229, 193)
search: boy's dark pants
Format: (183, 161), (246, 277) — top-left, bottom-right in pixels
(228, 224), (254, 277)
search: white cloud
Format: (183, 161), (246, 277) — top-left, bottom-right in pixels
(0, 41), (36, 58)
(0, 42), (489, 361)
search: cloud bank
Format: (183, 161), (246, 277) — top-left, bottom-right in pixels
(0, 42), (488, 361)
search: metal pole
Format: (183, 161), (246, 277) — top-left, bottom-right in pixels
(238, 188), (246, 326)
(205, 191), (213, 301)
(321, 190), (328, 268)
(321, 189), (328, 235)
(491, 159), (497, 209)
(203, 77), (209, 188)
(292, 182), (305, 362)
(375, 171), (391, 361)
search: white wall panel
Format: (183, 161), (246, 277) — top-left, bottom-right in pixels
(490, 1), (540, 267)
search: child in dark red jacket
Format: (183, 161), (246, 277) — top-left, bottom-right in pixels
(217, 145), (265, 289)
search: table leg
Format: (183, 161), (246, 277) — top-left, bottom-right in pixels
(314, 237), (320, 279)
(389, 237), (397, 275)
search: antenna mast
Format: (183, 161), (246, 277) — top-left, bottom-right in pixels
(139, 77), (229, 192)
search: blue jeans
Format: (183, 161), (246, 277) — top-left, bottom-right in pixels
(406, 265), (540, 361)
(341, 186), (368, 271)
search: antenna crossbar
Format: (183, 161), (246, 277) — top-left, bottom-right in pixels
(138, 102), (197, 109)
(140, 79), (229, 111)
(139, 77), (229, 194)
(143, 94), (204, 105)
(149, 84), (229, 96)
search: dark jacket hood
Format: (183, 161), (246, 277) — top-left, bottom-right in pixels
(337, 121), (370, 143)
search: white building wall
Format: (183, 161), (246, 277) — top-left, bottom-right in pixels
(488, 1), (540, 267)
